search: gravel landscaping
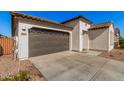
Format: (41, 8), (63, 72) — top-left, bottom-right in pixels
(0, 55), (45, 81)
(99, 49), (124, 62)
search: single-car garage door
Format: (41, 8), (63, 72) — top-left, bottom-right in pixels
(29, 28), (70, 57)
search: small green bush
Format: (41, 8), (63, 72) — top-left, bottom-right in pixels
(119, 36), (124, 49)
(120, 40), (124, 44)
(0, 70), (30, 81)
(120, 44), (124, 48)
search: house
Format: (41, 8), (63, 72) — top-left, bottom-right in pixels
(0, 34), (7, 38)
(11, 12), (115, 60)
(114, 28), (120, 48)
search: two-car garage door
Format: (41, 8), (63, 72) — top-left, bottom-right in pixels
(29, 28), (70, 57)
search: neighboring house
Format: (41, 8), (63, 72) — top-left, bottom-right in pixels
(0, 34), (7, 38)
(114, 28), (120, 48)
(11, 12), (115, 60)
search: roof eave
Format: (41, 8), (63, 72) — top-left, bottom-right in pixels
(61, 16), (93, 24)
(10, 11), (73, 30)
(88, 26), (109, 31)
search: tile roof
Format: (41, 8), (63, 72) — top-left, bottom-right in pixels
(11, 11), (73, 30)
(61, 15), (93, 24)
(11, 12), (115, 33)
(89, 21), (112, 30)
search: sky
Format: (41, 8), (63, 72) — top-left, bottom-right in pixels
(0, 11), (124, 37)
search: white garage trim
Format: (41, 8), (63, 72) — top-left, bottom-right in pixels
(18, 20), (72, 60)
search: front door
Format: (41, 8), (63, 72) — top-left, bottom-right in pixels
(83, 31), (89, 50)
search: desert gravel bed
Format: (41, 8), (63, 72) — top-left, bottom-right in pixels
(0, 55), (45, 81)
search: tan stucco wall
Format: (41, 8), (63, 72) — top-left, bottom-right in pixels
(63, 19), (91, 51)
(79, 21), (90, 50)
(71, 22), (80, 51)
(88, 28), (109, 51)
(71, 20), (91, 51)
(108, 24), (114, 51)
(83, 31), (89, 49)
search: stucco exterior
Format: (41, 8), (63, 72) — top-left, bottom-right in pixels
(79, 21), (90, 50)
(83, 31), (89, 50)
(71, 21), (80, 51)
(64, 20), (91, 52)
(88, 28), (109, 51)
(17, 19), (72, 60)
(108, 24), (115, 51)
(88, 24), (114, 51)
(11, 12), (116, 60)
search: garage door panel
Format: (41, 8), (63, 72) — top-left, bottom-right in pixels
(29, 28), (69, 57)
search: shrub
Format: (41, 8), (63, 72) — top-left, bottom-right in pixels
(119, 36), (124, 49)
(120, 44), (124, 48)
(0, 70), (30, 81)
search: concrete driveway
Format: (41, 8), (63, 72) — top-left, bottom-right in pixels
(30, 51), (124, 81)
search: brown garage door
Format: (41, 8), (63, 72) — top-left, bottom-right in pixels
(29, 28), (69, 57)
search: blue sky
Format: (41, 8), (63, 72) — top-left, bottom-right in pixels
(0, 11), (124, 37)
